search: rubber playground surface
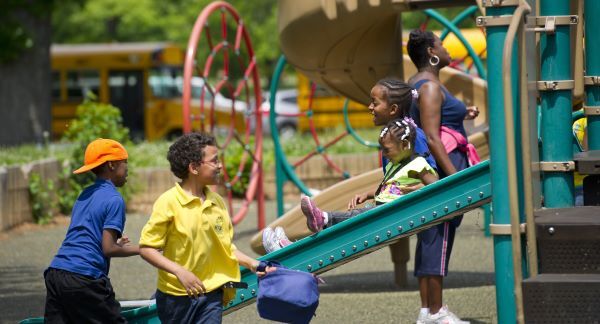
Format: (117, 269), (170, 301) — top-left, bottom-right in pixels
(0, 200), (497, 324)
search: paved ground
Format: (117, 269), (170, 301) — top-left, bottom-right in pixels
(0, 200), (497, 324)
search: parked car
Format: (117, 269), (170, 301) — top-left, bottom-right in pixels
(260, 89), (300, 138)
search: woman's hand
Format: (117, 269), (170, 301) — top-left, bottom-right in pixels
(465, 106), (479, 120)
(175, 268), (206, 298)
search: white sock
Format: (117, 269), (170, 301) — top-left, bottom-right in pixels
(322, 211), (329, 224)
(420, 308), (430, 316)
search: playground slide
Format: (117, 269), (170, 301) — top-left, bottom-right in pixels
(228, 160), (492, 314)
(278, 0), (488, 132)
(249, 131), (489, 254)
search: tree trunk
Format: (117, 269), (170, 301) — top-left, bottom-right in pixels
(0, 9), (51, 146)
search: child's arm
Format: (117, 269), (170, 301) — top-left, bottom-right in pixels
(102, 229), (139, 258)
(419, 169), (438, 185)
(233, 250), (276, 277)
(139, 246), (207, 297)
(401, 168), (438, 194)
(348, 190), (375, 210)
(234, 250), (260, 272)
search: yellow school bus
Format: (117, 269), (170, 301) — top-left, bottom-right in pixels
(51, 42), (244, 140)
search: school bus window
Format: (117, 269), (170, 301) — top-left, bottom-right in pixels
(51, 71), (61, 101)
(66, 70), (100, 101)
(148, 67), (214, 101)
(190, 77), (215, 100)
(149, 67), (182, 98)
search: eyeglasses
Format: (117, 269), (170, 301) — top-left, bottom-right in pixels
(200, 159), (222, 167)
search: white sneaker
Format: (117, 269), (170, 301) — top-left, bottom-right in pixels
(262, 227), (280, 254)
(274, 226), (292, 248)
(427, 306), (469, 324)
(416, 311), (428, 324)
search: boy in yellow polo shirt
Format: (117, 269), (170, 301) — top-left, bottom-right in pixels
(139, 133), (270, 323)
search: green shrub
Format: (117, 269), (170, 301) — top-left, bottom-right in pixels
(28, 173), (57, 224)
(58, 94), (135, 213)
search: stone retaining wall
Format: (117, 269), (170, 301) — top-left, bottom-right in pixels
(0, 159), (60, 231)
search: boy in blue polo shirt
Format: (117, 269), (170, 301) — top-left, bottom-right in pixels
(44, 138), (140, 323)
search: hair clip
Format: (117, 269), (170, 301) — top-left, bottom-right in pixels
(403, 117), (417, 129)
(379, 127), (389, 138)
(392, 120), (411, 141)
(400, 124), (410, 141)
(411, 89), (419, 100)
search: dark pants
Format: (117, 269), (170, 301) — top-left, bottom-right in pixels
(44, 268), (126, 324)
(414, 149), (468, 277)
(327, 206), (374, 227)
(155, 289), (224, 324)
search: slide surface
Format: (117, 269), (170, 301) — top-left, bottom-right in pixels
(250, 131), (490, 254)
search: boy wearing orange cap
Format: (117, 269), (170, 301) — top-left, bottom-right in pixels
(44, 138), (139, 323)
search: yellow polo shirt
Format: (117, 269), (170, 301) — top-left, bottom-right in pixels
(139, 183), (240, 303)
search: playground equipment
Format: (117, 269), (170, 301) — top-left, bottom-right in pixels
(182, 1), (266, 229)
(22, 0), (600, 323)
(260, 1), (600, 322)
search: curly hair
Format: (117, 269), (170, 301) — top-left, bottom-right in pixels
(376, 77), (414, 117)
(379, 118), (417, 150)
(167, 132), (217, 180)
(407, 29), (437, 69)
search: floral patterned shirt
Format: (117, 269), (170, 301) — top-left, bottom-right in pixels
(375, 156), (436, 204)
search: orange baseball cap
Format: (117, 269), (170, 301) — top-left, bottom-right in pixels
(73, 138), (129, 174)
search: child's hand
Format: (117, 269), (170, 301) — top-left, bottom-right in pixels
(175, 268), (206, 298)
(465, 106), (479, 120)
(348, 193), (370, 210)
(399, 183), (424, 194)
(116, 235), (130, 247)
(256, 266), (277, 277)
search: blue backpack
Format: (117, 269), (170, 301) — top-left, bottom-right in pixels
(256, 261), (320, 324)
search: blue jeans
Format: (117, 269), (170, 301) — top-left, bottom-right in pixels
(155, 289), (223, 324)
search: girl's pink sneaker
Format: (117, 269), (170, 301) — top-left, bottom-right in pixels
(300, 195), (325, 232)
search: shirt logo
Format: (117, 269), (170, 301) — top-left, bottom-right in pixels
(215, 216), (224, 234)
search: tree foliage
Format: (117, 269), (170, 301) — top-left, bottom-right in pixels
(52, 0), (279, 81)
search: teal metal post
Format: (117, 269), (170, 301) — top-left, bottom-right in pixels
(483, 5), (519, 323)
(540, 1), (574, 207)
(270, 55), (312, 216)
(271, 56), (288, 216)
(585, 1), (600, 150)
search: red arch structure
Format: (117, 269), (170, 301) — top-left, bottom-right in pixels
(182, 1), (264, 229)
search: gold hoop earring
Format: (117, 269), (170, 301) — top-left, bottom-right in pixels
(429, 55), (440, 66)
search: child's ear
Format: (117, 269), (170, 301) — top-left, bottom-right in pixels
(389, 103), (399, 116)
(188, 163), (199, 175)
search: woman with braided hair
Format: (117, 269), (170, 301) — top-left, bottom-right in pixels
(407, 29), (479, 324)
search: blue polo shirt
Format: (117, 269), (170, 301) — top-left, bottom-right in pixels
(49, 179), (125, 278)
